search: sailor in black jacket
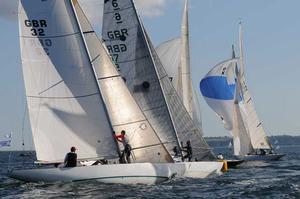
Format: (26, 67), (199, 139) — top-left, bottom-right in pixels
(64, 146), (77, 167)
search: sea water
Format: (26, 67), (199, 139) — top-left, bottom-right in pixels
(0, 145), (299, 198)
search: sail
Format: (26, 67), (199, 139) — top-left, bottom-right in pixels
(156, 38), (203, 133)
(156, 37), (183, 98)
(200, 59), (239, 131)
(147, 33), (215, 160)
(18, 0), (119, 163)
(102, 0), (215, 160)
(72, 1), (172, 163)
(238, 23), (271, 150)
(102, 0), (180, 155)
(233, 75), (253, 156)
(181, 0), (193, 120)
(156, 0), (203, 132)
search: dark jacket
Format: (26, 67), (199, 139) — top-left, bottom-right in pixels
(64, 152), (77, 167)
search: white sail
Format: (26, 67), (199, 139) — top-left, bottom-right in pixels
(238, 23), (271, 150)
(156, 0), (203, 132)
(232, 74), (253, 155)
(102, 0), (180, 155)
(19, 0), (119, 163)
(147, 34), (215, 160)
(72, 1), (172, 163)
(102, 0), (215, 160)
(181, 0), (193, 120)
(155, 37), (183, 98)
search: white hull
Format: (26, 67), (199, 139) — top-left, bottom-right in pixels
(10, 161), (224, 184)
(10, 163), (175, 185)
(235, 154), (285, 161)
(170, 161), (224, 178)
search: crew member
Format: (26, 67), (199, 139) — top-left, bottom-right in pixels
(182, 140), (193, 162)
(64, 146), (77, 167)
(115, 130), (132, 163)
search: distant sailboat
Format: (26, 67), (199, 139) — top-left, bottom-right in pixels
(10, 0), (180, 184)
(102, 0), (224, 176)
(200, 23), (285, 161)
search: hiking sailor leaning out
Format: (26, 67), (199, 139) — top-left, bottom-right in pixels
(64, 146), (77, 167)
(115, 130), (132, 163)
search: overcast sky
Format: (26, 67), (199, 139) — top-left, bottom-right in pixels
(0, 0), (299, 151)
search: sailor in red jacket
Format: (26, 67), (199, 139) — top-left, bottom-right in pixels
(114, 130), (131, 163)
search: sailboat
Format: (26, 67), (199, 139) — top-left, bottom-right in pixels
(10, 0), (184, 184)
(200, 23), (285, 161)
(102, 0), (224, 177)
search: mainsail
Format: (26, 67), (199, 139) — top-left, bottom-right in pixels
(19, 0), (119, 162)
(156, 0), (203, 132)
(72, 1), (172, 163)
(102, 0), (215, 160)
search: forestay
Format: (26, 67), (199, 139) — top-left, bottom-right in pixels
(19, 0), (119, 163)
(102, 0), (180, 155)
(72, 1), (172, 163)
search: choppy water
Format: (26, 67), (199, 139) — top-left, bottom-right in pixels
(0, 146), (299, 199)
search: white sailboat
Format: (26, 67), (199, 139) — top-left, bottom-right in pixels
(10, 0), (180, 184)
(200, 23), (285, 161)
(102, 0), (223, 176)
